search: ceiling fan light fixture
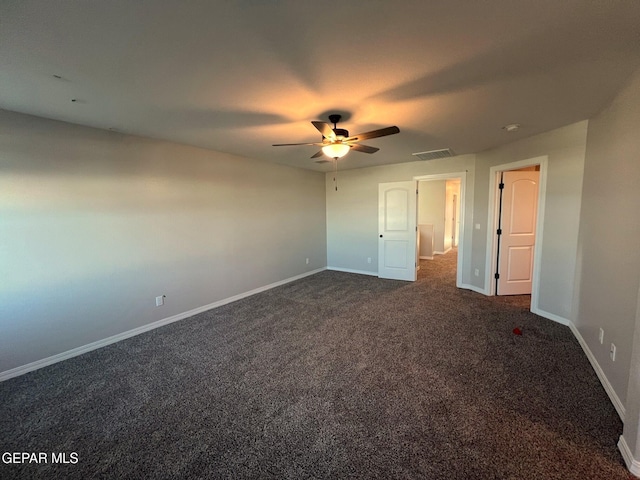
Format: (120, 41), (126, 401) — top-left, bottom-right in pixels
(322, 143), (350, 159)
(273, 114), (399, 162)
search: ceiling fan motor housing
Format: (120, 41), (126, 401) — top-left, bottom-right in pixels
(333, 128), (349, 139)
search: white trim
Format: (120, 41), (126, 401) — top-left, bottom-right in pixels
(485, 156), (548, 300)
(414, 172), (466, 182)
(327, 266), (378, 276)
(618, 436), (640, 476)
(0, 267), (326, 382)
(530, 160), (548, 312)
(433, 248), (452, 255)
(414, 172), (467, 289)
(419, 255), (435, 260)
(459, 283), (489, 295)
(531, 307), (570, 326)
(568, 321), (626, 421)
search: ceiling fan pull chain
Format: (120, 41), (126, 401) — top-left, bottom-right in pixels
(334, 158), (338, 191)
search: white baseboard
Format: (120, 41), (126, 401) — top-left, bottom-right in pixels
(531, 310), (627, 419)
(531, 307), (570, 326)
(433, 248), (452, 255)
(567, 321), (625, 421)
(459, 283), (488, 295)
(0, 267), (326, 382)
(419, 255), (434, 260)
(3, 265), (629, 436)
(618, 435), (640, 476)
(468, 298), (626, 423)
(327, 266), (378, 276)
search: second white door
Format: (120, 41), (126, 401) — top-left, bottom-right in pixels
(497, 170), (539, 295)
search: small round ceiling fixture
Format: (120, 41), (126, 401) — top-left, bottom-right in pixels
(502, 123), (521, 132)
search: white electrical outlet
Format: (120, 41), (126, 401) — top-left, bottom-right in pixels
(610, 343), (616, 361)
(474, 268), (480, 277)
(155, 295), (165, 307)
(475, 223), (481, 230)
(305, 258), (309, 265)
(599, 328), (604, 344)
(367, 257), (372, 264)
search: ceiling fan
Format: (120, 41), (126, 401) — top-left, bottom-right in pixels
(273, 114), (400, 160)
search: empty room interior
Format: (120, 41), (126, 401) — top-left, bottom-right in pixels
(1, 1), (640, 478)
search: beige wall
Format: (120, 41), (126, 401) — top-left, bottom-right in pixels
(0, 110), (327, 374)
(418, 180), (446, 253)
(472, 121), (588, 318)
(326, 121), (587, 319)
(417, 179), (460, 254)
(325, 155), (475, 281)
(574, 69), (640, 453)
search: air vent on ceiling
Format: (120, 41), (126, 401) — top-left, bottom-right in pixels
(412, 148), (454, 161)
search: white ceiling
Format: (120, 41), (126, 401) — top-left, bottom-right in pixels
(2, 0), (639, 171)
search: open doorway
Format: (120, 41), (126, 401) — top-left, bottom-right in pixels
(415, 173), (466, 286)
(417, 179), (460, 259)
(485, 156), (548, 312)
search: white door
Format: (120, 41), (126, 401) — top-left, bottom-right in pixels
(378, 181), (418, 281)
(497, 170), (539, 295)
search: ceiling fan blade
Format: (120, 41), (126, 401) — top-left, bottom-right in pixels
(272, 142), (325, 146)
(346, 126), (400, 142)
(310, 150), (325, 159)
(311, 121), (336, 142)
(350, 143), (380, 154)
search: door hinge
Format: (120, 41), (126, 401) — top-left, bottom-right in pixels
(496, 228), (502, 235)
(494, 273), (500, 279)
(498, 182), (505, 190)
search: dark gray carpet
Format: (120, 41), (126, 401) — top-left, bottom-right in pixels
(0, 251), (631, 479)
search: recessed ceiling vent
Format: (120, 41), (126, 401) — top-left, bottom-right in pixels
(412, 148), (454, 161)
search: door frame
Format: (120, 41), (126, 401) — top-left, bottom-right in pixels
(452, 193), (458, 248)
(484, 156), (548, 308)
(414, 171), (467, 288)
